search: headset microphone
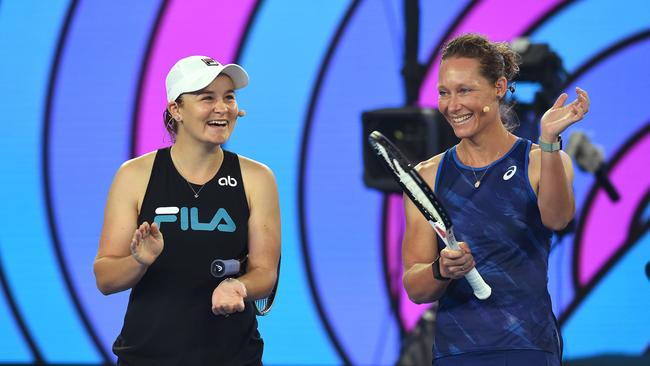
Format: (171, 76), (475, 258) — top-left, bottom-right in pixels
(482, 106), (490, 113)
(237, 110), (246, 117)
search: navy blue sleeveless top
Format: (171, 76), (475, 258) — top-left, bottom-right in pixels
(432, 139), (560, 359)
(113, 148), (263, 366)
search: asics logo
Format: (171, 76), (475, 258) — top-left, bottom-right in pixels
(218, 175), (238, 187)
(503, 165), (517, 180)
(153, 206), (236, 232)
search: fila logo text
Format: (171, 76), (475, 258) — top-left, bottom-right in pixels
(153, 206), (236, 232)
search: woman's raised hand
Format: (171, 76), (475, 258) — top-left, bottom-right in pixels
(540, 87), (590, 141)
(130, 222), (164, 266)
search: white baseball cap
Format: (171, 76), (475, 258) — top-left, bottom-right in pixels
(165, 56), (249, 102)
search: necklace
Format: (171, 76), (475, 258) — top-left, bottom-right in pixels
(170, 147), (222, 199)
(470, 166), (489, 188)
(186, 181), (207, 198)
(459, 145), (500, 189)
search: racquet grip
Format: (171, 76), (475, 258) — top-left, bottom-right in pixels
(465, 268), (492, 300)
(210, 259), (241, 278)
(428, 221), (492, 300)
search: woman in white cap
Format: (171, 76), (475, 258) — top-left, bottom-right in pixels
(94, 56), (280, 365)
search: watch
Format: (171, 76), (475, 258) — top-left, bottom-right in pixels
(539, 135), (562, 152)
(431, 257), (450, 281)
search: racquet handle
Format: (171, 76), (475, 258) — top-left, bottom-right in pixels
(465, 268), (492, 300)
(210, 259), (241, 278)
(428, 220), (492, 300)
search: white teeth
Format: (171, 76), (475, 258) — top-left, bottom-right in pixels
(452, 114), (472, 123)
(207, 120), (228, 126)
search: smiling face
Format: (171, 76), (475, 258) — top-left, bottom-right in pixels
(437, 57), (505, 139)
(169, 74), (239, 146)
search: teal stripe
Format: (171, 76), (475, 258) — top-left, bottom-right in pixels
(48, 0), (163, 357)
(0, 0), (100, 362)
(228, 0), (350, 364)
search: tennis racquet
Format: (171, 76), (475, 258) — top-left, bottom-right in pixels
(368, 131), (491, 300)
(210, 256), (280, 316)
(253, 256), (280, 316)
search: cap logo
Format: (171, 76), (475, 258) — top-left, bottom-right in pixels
(201, 58), (220, 66)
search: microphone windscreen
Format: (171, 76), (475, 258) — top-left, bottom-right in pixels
(565, 131), (586, 159)
(565, 131), (603, 173)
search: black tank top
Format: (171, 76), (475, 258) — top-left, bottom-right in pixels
(113, 148), (263, 366)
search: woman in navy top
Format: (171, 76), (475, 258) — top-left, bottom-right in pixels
(401, 33), (590, 365)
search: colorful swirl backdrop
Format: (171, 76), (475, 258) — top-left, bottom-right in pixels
(0, 0), (648, 364)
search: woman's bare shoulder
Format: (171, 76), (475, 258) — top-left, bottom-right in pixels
(415, 152), (445, 187)
(237, 154), (275, 178)
(114, 151), (159, 212)
(118, 151), (157, 178)
(109, 150), (158, 207)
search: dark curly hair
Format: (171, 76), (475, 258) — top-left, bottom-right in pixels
(441, 33), (521, 131)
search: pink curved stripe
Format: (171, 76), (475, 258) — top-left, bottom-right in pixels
(578, 131), (650, 285)
(135, 0), (257, 156)
(417, 0), (565, 107)
(386, 194), (430, 331)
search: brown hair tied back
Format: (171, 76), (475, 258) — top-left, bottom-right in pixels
(441, 33), (521, 84)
